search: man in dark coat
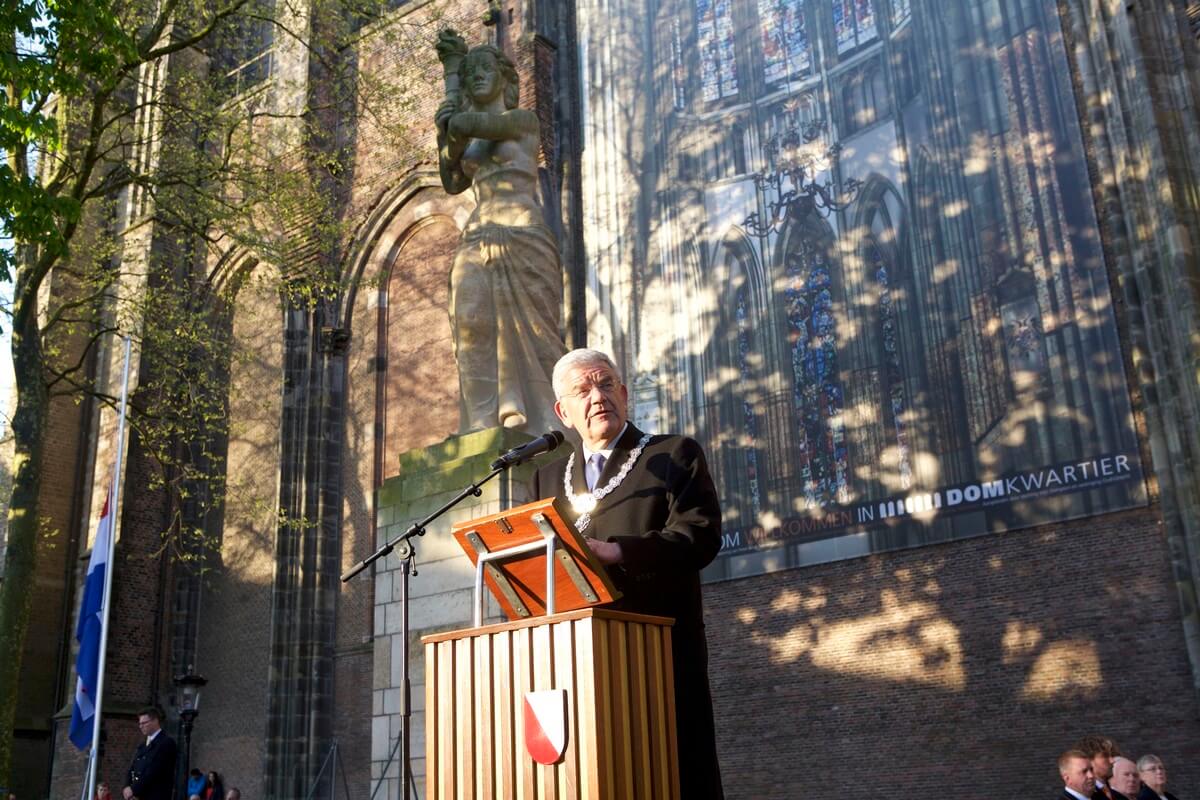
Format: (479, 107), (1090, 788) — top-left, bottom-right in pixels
(529, 348), (724, 800)
(123, 706), (177, 800)
(1077, 735), (1130, 800)
(1059, 749), (1097, 800)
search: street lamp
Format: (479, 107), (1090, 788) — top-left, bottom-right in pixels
(174, 672), (207, 800)
(742, 118), (862, 236)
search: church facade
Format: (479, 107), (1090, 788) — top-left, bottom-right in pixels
(5, 0), (1200, 798)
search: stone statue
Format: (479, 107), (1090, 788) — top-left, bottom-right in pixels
(435, 29), (565, 435)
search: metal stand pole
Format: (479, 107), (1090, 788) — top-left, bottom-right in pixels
(329, 740), (337, 800)
(343, 466), (504, 798)
(398, 550), (413, 799)
(344, 437), (562, 798)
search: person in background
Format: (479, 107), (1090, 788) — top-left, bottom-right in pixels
(1110, 757), (1141, 798)
(186, 770), (206, 800)
(225, 789), (241, 800)
(204, 771), (224, 800)
(96, 782), (112, 800)
(1076, 735), (1128, 800)
(1136, 756), (1180, 800)
(1061, 749), (1097, 800)
(122, 706), (177, 800)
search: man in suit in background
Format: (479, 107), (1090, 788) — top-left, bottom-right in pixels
(530, 348), (724, 800)
(1110, 757), (1141, 798)
(1077, 735), (1129, 800)
(123, 706), (177, 800)
(1061, 749), (1097, 800)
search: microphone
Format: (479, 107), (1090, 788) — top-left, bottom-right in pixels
(491, 430), (565, 470)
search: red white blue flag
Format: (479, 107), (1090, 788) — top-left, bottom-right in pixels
(68, 487), (113, 749)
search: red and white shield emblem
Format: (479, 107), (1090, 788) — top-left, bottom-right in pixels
(523, 689), (568, 765)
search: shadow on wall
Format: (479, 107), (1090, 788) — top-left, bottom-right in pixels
(705, 511), (1200, 798)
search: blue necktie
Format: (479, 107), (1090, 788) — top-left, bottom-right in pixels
(586, 453), (606, 491)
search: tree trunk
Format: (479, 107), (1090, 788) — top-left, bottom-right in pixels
(0, 303), (49, 793)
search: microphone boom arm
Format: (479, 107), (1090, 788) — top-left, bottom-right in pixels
(345, 430), (565, 582)
(341, 464), (504, 582)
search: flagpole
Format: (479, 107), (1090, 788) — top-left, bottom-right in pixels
(84, 335), (134, 800)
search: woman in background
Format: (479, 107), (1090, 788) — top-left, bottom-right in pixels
(1137, 756), (1181, 800)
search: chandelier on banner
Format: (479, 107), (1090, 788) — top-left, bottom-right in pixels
(742, 118), (862, 236)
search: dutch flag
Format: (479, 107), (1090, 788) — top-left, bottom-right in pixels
(68, 488), (113, 750)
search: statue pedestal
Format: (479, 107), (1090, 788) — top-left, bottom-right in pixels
(370, 428), (544, 799)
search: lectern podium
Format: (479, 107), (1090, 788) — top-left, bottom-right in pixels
(422, 499), (681, 799)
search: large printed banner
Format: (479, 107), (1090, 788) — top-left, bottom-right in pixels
(577, 0), (1146, 580)
(723, 452), (1142, 550)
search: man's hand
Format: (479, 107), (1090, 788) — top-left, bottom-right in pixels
(122, 787), (133, 800)
(585, 538), (622, 565)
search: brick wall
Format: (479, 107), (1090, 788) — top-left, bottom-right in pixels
(706, 508), (1200, 797)
(185, 271), (283, 800)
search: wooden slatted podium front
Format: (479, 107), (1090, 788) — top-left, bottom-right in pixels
(422, 498), (681, 799)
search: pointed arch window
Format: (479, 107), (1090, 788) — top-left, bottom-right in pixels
(872, 244), (912, 489)
(758, 0), (811, 84)
(735, 286), (763, 514)
(697, 0), (740, 101)
(784, 240), (849, 507)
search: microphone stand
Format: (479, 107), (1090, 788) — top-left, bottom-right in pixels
(342, 463), (508, 799)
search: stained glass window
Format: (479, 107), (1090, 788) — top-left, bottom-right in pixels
(671, 19), (687, 110)
(873, 247), (912, 489)
(758, 0), (811, 84)
(892, 0), (911, 26)
(697, 0), (740, 101)
(736, 289), (763, 513)
(832, 0), (878, 55)
(785, 243), (849, 508)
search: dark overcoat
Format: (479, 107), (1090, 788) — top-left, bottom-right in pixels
(125, 730), (178, 800)
(530, 423), (724, 800)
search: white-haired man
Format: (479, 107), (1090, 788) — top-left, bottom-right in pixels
(1109, 757), (1140, 798)
(530, 348), (724, 800)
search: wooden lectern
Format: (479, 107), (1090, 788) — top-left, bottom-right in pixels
(422, 498), (681, 799)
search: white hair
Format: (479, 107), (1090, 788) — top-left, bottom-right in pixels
(1136, 755), (1163, 772)
(552, 348), (621, 398)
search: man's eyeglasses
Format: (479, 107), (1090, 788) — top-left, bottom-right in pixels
(561, 378), (619, 400)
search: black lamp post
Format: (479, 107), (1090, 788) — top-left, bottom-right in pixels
(174, 672), (207, 800)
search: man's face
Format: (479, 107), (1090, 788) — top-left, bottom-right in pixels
(1063, 757), (1095, 795)
(1109, 758), (1140, 796)
(1091, 752), (1115, 782)
(554, 362), (628, 451)
(137, 714), (160, 737)
(225, 791), (240, 800)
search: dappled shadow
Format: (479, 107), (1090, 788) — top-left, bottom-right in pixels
(705, 510), (1200, 796)
(569, 0), (1199, 795)
(578, 0), (1144, 577)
